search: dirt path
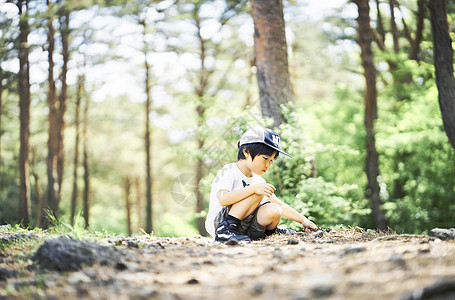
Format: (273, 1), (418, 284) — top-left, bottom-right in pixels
(1, 229), (455, 299)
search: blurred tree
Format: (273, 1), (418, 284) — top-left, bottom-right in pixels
(428, 0), (455, 151)
(55, 0), (71, 218)
(353, 0), (387, 230)
(17, 0), (32, 226)
(70, 75), (83, 226)
(166, 0), (249, 236)
(141, 17), (154, 234)
(124, 176), (132, 235)
(44, 0), (58, 228)
(250, 0), (294, 127)
(82, 84), (90, 229)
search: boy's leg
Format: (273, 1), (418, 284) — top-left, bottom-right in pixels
(228, 194), (263, 220)
(214, 194), (263, 242)
(247, 202), (283, 240)
(256, 203), (283, 230)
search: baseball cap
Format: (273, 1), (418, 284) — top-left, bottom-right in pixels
(238, 126), (292, 158)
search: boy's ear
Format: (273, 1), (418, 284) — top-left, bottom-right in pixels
(243, 148), (249, 158)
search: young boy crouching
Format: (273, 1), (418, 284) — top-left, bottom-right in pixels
(205, 126), (317, 242)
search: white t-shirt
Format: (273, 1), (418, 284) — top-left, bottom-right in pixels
(205, 162), (268, 238)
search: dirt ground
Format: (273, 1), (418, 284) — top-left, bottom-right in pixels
(1, 229), (455, 300)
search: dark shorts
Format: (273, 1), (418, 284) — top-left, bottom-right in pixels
(214, 201), (271, 240)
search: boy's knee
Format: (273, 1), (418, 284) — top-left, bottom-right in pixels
(261, 203), (282, 220)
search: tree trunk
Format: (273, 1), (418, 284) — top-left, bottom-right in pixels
(410, 0), (427, 61)
(18, 0), (31, 227)
(30, 148), (42, 228)
(195, 118), (208, 236)
(71, 75), (83, 226)
(194, 9), (209, 236)
(429, 0), (455, 151)
(353, 0), (388, 231)
(124, 177), (132, 236)
(135, 177), (142, 230)
(0, 66), (3, 191)
(141, 20), (153, 234)
(251, 0), (294, 128)
(32, 171), (42, 228)
(45, 0), (58, 228)
(389, 0), (400, 53)
(55, 6), (70, 216)
(82, 93), (90, 229)
(375, 0), (386, 45)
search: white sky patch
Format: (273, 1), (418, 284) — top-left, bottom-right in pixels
(2, 0), (357, 108)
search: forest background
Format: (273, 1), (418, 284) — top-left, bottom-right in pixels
(1, 0), (454, 237)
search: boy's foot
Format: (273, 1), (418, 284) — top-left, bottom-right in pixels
(215, 220), (251, 242)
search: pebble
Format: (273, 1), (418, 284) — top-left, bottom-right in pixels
(68, 272), (91, 284)
(287, 238), (299, 245)
(342, 246), (366, 255)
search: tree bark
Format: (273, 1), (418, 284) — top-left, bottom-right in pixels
(135, 177), (142, 230)
(71, 75), (83, 226)
(124, 177), (132, 236)
(353, 0), (388, 231)
(375, 0), (386, 45)
(82, 91), (90, 229)
(45, 0), (58, 228)
(0, 66), (3, 191)
(251, 0), (294, 128)
(389, 0), (400, 53)
(410, 0), (427, 61)
(140, 20), (153, 234)
(31, 148), (42, 228)
(55, 5), (70, 216)
(18, 0), (31, 227)
(429, 0), (455, 151)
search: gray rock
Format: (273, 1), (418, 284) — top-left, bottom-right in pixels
(33, 236), (125, 271)
(343, 246), (366, 255)
(0, 268), (19, 281)
(429, 228), (455, 240)
(401, 280), (455, 299)
(0, 233), (38, 247)
(312, 285), (335, 298)
(287, 238), (299, 245)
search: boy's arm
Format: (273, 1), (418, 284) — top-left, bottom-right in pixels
(269, 194), (317, 229)
(218, 183), (276, 207)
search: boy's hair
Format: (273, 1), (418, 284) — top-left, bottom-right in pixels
(237, 143), (279, 161)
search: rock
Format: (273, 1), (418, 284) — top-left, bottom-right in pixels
(187, 278), (199, 284)
(225, 239), (239, 246)
(287, 238), (299, 245)
(401, 280), (455, 299)
(0, 268), (18, 281)
(254, 282), (265, 294)
(313, 230), (324, 238)
(0, 233), (38, 248)
(342, 246), (366, 255)
(311, 285), (335, 298)
(429, 228), (455, 240)
(32, 236), (125, 272)
(68, 272), (91, 284)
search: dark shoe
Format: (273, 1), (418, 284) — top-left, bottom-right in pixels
(275, 227), (298, 235)
(265, 227), (298, 237)
(215, 220), (251, 242)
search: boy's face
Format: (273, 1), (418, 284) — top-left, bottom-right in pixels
(246, 151), (277, 175)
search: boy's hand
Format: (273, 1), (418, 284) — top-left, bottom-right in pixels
(252, 183), (276, 197)
(300, 217), (317, 231)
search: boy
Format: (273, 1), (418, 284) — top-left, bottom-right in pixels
(205, 126), (317, 242)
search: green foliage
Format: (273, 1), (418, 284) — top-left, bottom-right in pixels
(265, 105), (371, 230)
(378, 86), (455, 234)
(45, 210), (87, 240)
